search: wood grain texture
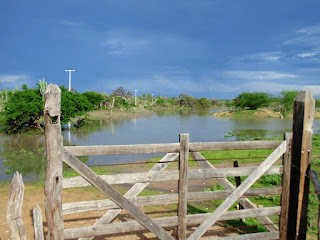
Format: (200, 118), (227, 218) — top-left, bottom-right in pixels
(33, 205), (44, 240)
(79, 153), (178, 240)
(6, 172), (26, 240)
(63, 166), (283, 188)
(63, 187), (281, 215)
(63, 150), (175, 240)
(190, 151), (279, 232)
(279, 132), (292, 240)
(44, 84), (64, 240)
(64, 207), (280, 239)
(178, 134), (189, 240)
(287, 90), (315, 240)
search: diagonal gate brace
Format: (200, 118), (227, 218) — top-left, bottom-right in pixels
(62, 149), (175, 240)
(79, 152), (179, 240)
(188, 141), (286, 240)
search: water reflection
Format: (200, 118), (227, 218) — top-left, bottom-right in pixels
(0, 109), (319, 182)
(0, 134), (46, 181)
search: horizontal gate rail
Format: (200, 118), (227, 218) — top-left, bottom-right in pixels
(64, 206), (280, 239)
(62, 187), (282, 215)
(63, 165), (283, 188)
(63, 140), (283, 156)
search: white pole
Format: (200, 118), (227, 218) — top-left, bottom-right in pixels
(134, 90), (138, 105)
(65, 69), (75, 91)
(65, 69), (75, 131)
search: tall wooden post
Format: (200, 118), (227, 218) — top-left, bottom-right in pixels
(44, 84), (64, 240)
(178, 133), (189, 240)
(287, 91), (315, 240)
(279, 132), (292, 240)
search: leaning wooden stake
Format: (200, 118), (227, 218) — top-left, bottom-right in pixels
(178, 133), (189, 240)
(287, 90), (315, 240)
(6, 171), (26, 240)
(33, 205), (44, 240)
(44, 84), (64, 240)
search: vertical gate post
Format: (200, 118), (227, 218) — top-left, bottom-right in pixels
(178, 133), (189, 240)
(287, 91), (315, 240)
(44, 84), (64, 240)
(279, 132), (292, 240)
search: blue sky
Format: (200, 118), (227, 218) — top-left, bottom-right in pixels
(1, 1), (320, 99)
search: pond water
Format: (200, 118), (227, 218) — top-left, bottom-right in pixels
(1, 109), (319, 182)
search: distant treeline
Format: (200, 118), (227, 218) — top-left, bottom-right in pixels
(0, 83), (319, 134)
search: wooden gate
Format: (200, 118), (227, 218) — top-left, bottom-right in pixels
(44, 85), (315, 240)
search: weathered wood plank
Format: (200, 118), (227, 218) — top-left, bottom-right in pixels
(64, 206), (281, 239)
(178, 133), (189, 240)
(188, 141), (286, 240)
(190, 151), (279, 232)
(207, 231), (279, 240)
(6, 172), (26, 240)
(33, 205), (44, 240)
(189, 140), (283, 152)
(279, 132), (292, 240)
(63, 187), (282, 215)
(287, 90), (315, 240)
(79, 153), (178, 240)
(63, 140), (283, 157)
(44, 84), (64, 240)
(63, 165), (283, 188)
(62, 150), (175, 240)
(63, 143), (180, 156)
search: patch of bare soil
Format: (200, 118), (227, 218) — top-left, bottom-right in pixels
(0, 161), (269, 239)
(213, 108), (282, 118)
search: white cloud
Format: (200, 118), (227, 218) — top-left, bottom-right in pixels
(296, 49), (320, 58)
(101, 30), (151, 55)
(297, 25), (320, 35)
(232, 52), (284, 62)
(224, 71), (296, 81)
(285, 24), (320, 47)
(303, 85), (320, 97)
(0, 74), (30, 88)
(60, 20), (81, 27)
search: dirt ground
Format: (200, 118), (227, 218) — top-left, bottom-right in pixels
(1, 158), (245, 240)
(1, 176), (233, 240)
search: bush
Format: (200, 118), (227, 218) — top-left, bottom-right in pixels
(82, 91), (104, 109)
(280, 90), (298, 116)
(1, 85), (43, 133)
(234, 92), (271, 110)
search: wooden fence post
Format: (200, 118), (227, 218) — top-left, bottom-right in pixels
(279, 132), (292, 240)
(33, 205), (44, 240)
(178, 133), (189, 240)
(44, 84), (64, 240)
(6, 171), (26, 240)
(287, 90), (315, 240)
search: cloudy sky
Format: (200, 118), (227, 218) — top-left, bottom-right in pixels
(1, 0), (320, 99)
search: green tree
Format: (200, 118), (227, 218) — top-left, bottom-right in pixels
(82, 91), (104, 109)
(60, 86), (93, 124)
(197, 97), (211, 109)
(2, 85), (43, 133)
(178, 93), (197, 108)
(234, 92), (271, 110)
(280, 90), (299, 116)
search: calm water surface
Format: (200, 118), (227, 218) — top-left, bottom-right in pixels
(1, 109), (319, 181)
